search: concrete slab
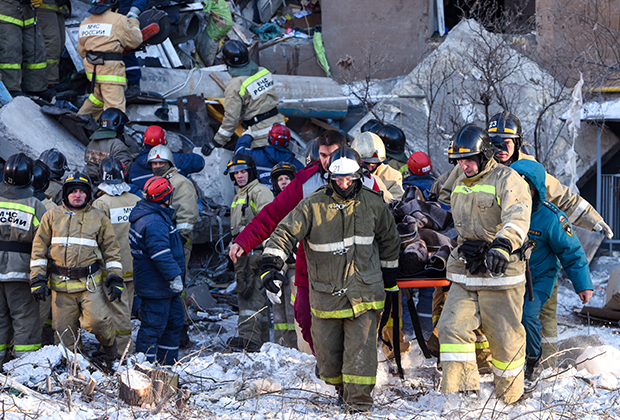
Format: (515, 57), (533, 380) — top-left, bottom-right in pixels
(0, 97), (85, 169)
(191, 146), (234, 211)
(259, 38), (326, 77)
(186, 283), (217, 310)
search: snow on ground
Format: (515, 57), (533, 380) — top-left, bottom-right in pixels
(2, 258), (620, 419)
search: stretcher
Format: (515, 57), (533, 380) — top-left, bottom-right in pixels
(379, 273), (450, 378)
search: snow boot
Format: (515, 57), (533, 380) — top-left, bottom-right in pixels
(102, 339), (119, 359)
(179, 324), (191, 348)
(524, 355), (541, 393)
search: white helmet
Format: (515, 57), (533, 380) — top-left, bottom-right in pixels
(147, 144), (175, 166)
(350, 132), (386, 164)
(328, 145), (363, 180)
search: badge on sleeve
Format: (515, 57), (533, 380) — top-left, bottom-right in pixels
(562, 221), (573, 237)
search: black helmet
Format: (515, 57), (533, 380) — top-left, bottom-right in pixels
(62, 171), (92, 208)
(448, 124), (494, 166)
(360, 119), (383, 134)
(222, 40), (249, 68)
(39, 148), (69, 179)
(377, 124), (406, 157)
(3, 153), (34, 188)
(99, 108), (129, 133)
(487, 111), (523, 151)
(305, 138), (319, 165)
(224, 153), (258, 184)
(270, 162), (297, 195)
(33, 160), (51, 193)
(99, 156), (125, 185)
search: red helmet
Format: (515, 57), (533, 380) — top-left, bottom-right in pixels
(143, 176), (173, 203)
(143, 125), (166, 146)
(407, 151), (432, 175)
(268, 124), (291, 147)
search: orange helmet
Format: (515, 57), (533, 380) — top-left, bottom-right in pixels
(407, 151), (432, 175)
(143, 125), (166, 146)
(143, 176), (173, 203)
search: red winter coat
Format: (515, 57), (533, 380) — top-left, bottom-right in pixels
(234, 161), (380, 288)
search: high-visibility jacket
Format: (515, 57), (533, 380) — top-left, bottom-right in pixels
(213, 66), (284, 148)
(30, 203), (123, 293)
(446, 159), (531, 289)
(230, 178), (273, 237)
(0, 184), (46, 283)
(78, 9), (142, 85)
(439, 151), (603, 230)
(92, 188), (140, 278)
(263, 185), (400, 319)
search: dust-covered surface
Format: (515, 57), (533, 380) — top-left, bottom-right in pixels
(2, 257), (620, 419)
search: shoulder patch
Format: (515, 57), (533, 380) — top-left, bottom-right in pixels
(529, 239), (537, 251)
(562, 221), (574, 237)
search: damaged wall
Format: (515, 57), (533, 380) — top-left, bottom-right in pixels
(321, 0), (428, 82)
(349, 19), (620, 187)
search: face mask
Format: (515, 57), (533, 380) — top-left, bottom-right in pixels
(152, 162), (171, 176)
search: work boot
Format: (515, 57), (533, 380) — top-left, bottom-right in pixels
(179, 324), (191, 348)
(102, 339), (119, 359)
(125, 84), (141, 99)
(524, 355), (542, 393)
(227, 336), (261, 352)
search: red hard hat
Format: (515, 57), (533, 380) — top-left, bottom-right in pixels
(143, 125), (166, 146)
(268, 124), (291, 147)
(143, 176), (173, 203)
(407, 151), (432, 175)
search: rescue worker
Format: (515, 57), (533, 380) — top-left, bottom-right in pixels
(229, 131), (379, 353)
(37, 0), (69, 88)
(0, 154), (46, 363)
(267, 162), (298, 349)
(146, 145), (198, 268)
(260, 145), (400, 412)
(92, 156), (140, 353)
(32, 159), (55, 345)
(226, 153), (273, 351)
(147, 144), (198, 346)
(511, 159), (593, 391)
(77, 0), (142, 120)
(403, 151), (435, 197)
(128, 125), (205, 190)
(30, 171), (123, 355)
(84, 108), (134, 184)
(437, 124), (531, 404)
(213, 40), (285, 149)
(377, 124), (409, 175)
(351, 131), (404, 201)
(39, 148), (69, 205)
(0, 0), (47, 96)
(439, 111), (612, 366)
(129, 176), (185, 364)
(234, 124), (304, 188)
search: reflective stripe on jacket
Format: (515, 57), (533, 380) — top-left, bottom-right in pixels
(163, 167), (199, 240)
(230, 178), (273, 237)
(446, 159), (531, 289)
(30, 203), (123, 293)
(263, 185), (400, 319)
(78, 10), (142, 85)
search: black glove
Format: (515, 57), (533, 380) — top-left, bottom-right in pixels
(459, 240), (489, 275)
(106, 275), (124, 303)
(31, 275), (50, 302)
(382, 267), (399, 293)
(260, 255), (285, 294)
(485, 238), (512, 276)
(201, 142), (214, 157)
